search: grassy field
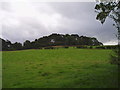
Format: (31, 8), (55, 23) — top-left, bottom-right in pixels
(2, 48), (118, 88)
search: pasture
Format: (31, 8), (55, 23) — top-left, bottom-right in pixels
(2, 48), (118, 88)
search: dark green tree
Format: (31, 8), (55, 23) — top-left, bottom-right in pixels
(23, 40), (31, 49)
(12, 42), (22, 50)
(95, 1), (120, 64)
(1, 38), (12, 51)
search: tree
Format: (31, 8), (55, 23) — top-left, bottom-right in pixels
(1, 34), (103, 51)
(12, 42), (22, 50)
(1, 38), (12, 51)
(23, 40), (31, 49)
(95, 1), (120, 64)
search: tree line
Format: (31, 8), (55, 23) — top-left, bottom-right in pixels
(1, 33), (103, 51)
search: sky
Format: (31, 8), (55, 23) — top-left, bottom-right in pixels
(0, 1), (118, 45)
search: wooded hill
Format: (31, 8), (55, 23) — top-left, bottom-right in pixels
(1, 33), (103, 51)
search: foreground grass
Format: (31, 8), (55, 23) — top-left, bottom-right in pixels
(2, 48), (118, 88)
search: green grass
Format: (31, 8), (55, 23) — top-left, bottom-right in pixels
(0, 52), (2, 89)
(2, 48), (118, 88)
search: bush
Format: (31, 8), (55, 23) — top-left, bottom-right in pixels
(110, 46), (120, 65)
(96, 46), (105, 49)
(44, 47), (55, 49)
(89, 46), (93, 49)
(76, 45), (88, 49)
(64, 46), (69, 49)
(96, 46), (118, 49)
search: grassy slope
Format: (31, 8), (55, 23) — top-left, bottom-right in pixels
(2, 48), (118, 88)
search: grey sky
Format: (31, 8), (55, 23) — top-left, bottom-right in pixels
(0, 2), (118, 45)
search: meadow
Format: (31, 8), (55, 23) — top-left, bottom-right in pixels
(2, 48), (118, 88)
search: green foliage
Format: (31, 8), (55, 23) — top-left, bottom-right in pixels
(96, 45), (118, 49)
(23, 40), (31, 49)
(64, 46), (69, 48)
(89, 46), (93, 49)
(1, 38), (23, 51)
(95, 2), (119, 24)
(1, 34), (103, 51)
(12, 42), (22, 50)
(95, 1), (120, 64)
(110, 45), (120, 65)
(76, 45), (88, 49)
(44, 47), (55, 49)
(2, 48), (118, 88)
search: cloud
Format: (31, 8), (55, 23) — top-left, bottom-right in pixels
(0, 2), (118, 45)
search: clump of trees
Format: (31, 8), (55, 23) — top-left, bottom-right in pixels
(1, 33), (103, 51)
(96, 45), (118, 49)
(1, 39), (22, 51)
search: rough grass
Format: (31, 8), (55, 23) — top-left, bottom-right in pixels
(2, 48), (118, 88)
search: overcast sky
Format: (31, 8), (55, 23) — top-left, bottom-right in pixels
(0, 2), (118, 45)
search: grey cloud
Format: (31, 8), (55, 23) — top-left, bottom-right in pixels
(1, 2), (11, 11)
(1, 2), (118, 45)
(49, 2), (95, 19)
(2, 18), (50, 42)
(48, 2), (117, 44)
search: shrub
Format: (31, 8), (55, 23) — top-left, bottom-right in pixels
(64, 46), (69, 48)
(44, 47), (55, 49)
(96, 46), (105, 49)
(96, 46), (118, 49)
(76, 45), (88, 49)
(89, 46), (93, 49)
(110, 46), (120, 65)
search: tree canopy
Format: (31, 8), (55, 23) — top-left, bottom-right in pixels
(95, 1), (120, 64)
(1, 34), (103, 51)
(95, 1), (120, 41)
